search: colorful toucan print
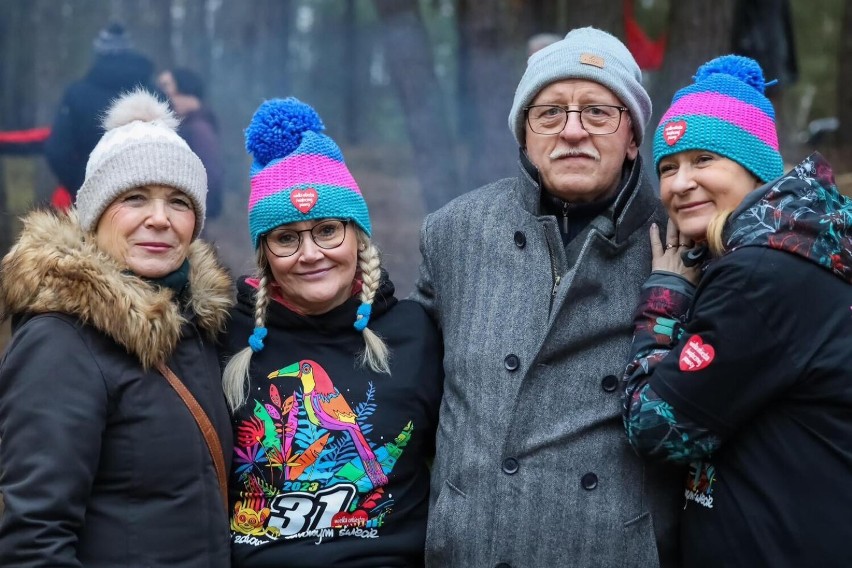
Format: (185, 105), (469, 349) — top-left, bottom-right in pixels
(268, 359), (389, 488)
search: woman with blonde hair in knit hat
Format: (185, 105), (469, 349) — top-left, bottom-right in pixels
(621, 55), (852, 567)
(221, 97), (442, 567)
(0, 89), (233, 566)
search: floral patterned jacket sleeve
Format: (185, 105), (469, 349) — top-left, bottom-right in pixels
(622, 271), (722, 464)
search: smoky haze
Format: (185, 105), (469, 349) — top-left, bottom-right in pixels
(0, 0), (847, 296)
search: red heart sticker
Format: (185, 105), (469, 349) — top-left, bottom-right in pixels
(663, 120), (687, 146)
(679, 335), (715, 371)
(331, 510), (368, 528)
(290, 188), (318, 214)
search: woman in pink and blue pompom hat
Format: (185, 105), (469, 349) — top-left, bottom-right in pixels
(220, 97), (443, 567)
(622, 55), (852, 567)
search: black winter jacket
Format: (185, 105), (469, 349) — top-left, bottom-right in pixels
(0, 210), (234, 567)
(624, 153), (852, 567)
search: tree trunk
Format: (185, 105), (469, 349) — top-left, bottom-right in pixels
(458, 0), (525, 189)
(373, 0), (461, 212)
(641, 0), (736, 172)
(836, 0), (852, 166)
(562, 0), (622, 35)
(343, 0), (359, 144)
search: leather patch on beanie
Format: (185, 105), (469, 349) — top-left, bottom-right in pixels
(290, 187), (318, 213)
(579, 53), (605, 69)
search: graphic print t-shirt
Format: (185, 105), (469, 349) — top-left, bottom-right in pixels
(225, 282), (442, 568)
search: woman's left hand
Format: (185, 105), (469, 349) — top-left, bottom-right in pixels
(650, 218), (701, 285)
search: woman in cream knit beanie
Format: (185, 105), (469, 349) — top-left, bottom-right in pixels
(0, 88), (232, 566)
(76, 88), (208, 238)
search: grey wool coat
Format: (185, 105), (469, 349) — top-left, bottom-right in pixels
(412, 153), (682, 568)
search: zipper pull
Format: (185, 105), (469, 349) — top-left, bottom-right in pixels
(551, 275), (561, 296)
(562, 202), (570, 234)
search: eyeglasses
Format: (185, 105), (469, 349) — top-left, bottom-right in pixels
(524, 104), (628, 136)
(263, 219), (349, 258)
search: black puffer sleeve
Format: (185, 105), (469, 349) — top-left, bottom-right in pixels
(0, 315), (108, 567)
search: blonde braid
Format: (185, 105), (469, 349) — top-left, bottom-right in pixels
(222, 268), (271, 412)
(356, 231), (390, 375)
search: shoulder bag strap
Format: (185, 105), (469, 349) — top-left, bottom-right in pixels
(156, 362), (228, 511)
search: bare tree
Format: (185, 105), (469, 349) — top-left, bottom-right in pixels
(837, 0), (852, 164)
(561, 0), (622, 34)
(642, 0), (736, 168)
(373, 0), (461, 212)
(455, 0), (525, 189)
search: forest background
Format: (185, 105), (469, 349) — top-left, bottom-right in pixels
(1, 0), (851, 350)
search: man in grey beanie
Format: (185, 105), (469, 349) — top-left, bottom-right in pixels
(412, 27), (682, 567)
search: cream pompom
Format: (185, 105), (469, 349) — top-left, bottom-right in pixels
(102, 88), (179, 132)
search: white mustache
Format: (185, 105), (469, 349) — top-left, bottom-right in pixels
(549, 147), (600, 161)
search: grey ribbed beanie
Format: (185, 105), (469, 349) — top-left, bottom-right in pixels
(76, 89), (208, 238)
(508, 27), (651, 147)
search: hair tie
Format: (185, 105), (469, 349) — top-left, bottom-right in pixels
(353, 303), (372, 332)
(248, 326), (268, 352)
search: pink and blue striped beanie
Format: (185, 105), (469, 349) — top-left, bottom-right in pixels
(653, 55), (784, 183)
(245, 98), (371, 248)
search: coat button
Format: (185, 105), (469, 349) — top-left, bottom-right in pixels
(514, 231), (526, 248)
(581, 472), (598, 490)
(601, 374), (619, 392)
(502, 458), (519, 475)
(504, 354), (520, 371)
(496, 564), (512, 568)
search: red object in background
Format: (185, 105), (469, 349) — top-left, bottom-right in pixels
(624, 0), (667, 71)
(0, 127), (50, 145)
(0, 126), (51, 155)
(51, 186), (73, 211)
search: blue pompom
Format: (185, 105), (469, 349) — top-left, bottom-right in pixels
(353, 303), (372, 332)
(245, 98), (325, 167)
(248, 326), (268, 353)
(693, 55), (766, 93)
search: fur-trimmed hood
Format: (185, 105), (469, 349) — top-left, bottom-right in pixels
(0, 208), (234, 368)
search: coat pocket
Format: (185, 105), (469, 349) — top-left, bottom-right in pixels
(425, 479), (467, 565)
(622, 511), (661, 568)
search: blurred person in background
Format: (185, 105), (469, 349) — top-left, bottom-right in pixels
(0, 90), (233, 567)
(221, 98), (443, 567)
(527, 32), (562, 57)
(44, 22), (158, 201)
(158, 67), (225, 221)
(623, 55), (852, 567)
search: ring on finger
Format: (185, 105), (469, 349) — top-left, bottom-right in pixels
(678, 243), (690, 247)
(665, 244), (676, 250)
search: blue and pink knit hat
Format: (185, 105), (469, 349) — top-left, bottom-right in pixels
(653, 55), (784, 183)
(245, 97), (371, 248)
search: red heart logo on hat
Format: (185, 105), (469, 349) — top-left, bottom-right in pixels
(290, 188), (318, 214)
(679, 335), (715, 372)
(664, 120), (687, 146)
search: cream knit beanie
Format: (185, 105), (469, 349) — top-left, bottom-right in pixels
(76, 89), (208, 238)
